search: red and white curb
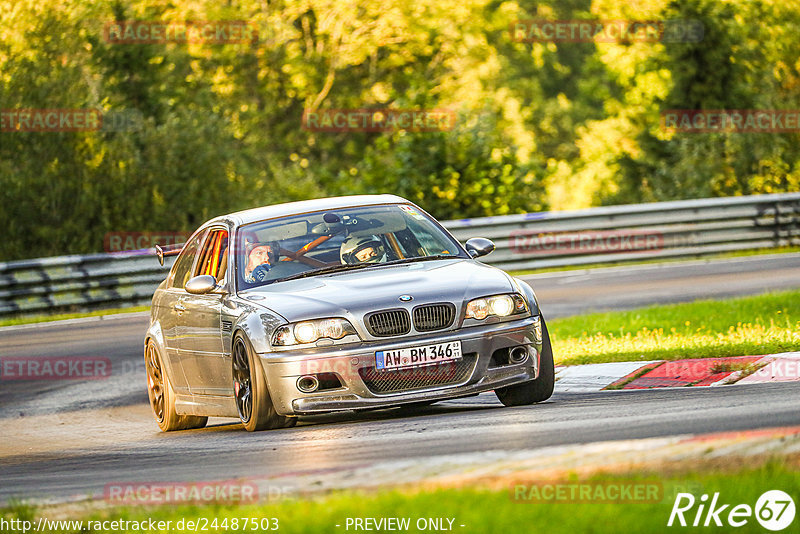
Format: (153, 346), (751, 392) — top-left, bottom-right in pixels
(555, 352), (800, 392)
(730, 352), (800, 385)
(554, 361), (662, 392)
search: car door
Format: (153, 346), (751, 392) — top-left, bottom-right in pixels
(160, 229), (207, 394)
(178, 227), (232, 396)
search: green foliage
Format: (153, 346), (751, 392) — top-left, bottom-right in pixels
(602, 0), (800, 204)
(341, 111), (547, 219)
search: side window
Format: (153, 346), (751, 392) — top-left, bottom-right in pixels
(169, 230), (206, 289)
(196, 228), (229, 282)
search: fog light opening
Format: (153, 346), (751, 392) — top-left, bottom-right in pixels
(297, 375), (320, 393)
(509, 346), (528, 364)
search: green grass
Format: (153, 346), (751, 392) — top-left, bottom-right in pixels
(2, 460), (797, 533)
(0, 306), (149, 327)
(508, 246), (800, 276)
(549, 289), (800, 365)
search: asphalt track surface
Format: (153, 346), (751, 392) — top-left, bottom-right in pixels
(1, 253), (799, 504)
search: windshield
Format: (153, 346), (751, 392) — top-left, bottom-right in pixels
(235, 204), (466, 289)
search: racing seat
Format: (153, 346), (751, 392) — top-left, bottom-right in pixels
(216, 247), (228, 283)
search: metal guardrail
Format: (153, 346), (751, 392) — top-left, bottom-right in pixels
(1, 192), (799, 317)
(444, 192), (800, 271)
(0, 252), (177, 317)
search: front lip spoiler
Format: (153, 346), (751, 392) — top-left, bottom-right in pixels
(290, 366), (535, 414)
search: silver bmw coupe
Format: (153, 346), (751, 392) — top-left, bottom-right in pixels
(144, 195), (553, 431)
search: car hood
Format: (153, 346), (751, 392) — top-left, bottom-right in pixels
(239, 259), (516, 323)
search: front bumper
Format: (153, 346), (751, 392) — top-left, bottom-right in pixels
(260, 316), (541, 415)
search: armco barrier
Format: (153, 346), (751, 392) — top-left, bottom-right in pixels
(443, 192), (800, 271)
(0, 252), (177, 316)
(1, 193), (798, 317)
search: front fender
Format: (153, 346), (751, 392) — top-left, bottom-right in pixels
(231, 303), (285, 355)
(144, 319), (166, 357)
(143, 319), (184, 387)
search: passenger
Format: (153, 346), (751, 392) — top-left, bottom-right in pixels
(340, 235), (386, 264)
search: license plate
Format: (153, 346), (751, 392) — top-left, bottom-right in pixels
(375, 341), (462, 371)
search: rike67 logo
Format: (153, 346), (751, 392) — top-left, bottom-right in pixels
(668, 490), (795, 531)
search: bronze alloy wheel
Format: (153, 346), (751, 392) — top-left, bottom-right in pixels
(145, 341), (165, 423)
(143, 340), (207, 431)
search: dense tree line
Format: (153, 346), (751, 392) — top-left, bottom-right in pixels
(1, 0), (798, 260)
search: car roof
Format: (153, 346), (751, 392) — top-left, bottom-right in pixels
(206, 194), (411, 227)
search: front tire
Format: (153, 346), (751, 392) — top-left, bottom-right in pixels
(232, 334), (297, 432)
(144, 340), (208, 432)
(495, 317), (555, 406)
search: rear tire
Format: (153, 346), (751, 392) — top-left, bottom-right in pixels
(144, 340), (208, 432)
(495, 317), (555, 406)
(232, 334), (297, 432)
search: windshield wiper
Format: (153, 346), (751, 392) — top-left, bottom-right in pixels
(275, 255), (459, 283)
(379, 254), (459, 266)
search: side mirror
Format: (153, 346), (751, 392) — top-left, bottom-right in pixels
(465, 237), (495, 259)
(185, 274), (219, 295)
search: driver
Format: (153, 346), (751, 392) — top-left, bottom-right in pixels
(244, 240), (280, 282)
(340, 235), (386, 264)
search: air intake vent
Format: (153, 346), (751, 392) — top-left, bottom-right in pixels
(413, 303), (456, 332)
(366, 309), (411, 337)
(359, 354), (477, 394)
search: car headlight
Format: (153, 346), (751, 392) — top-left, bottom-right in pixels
(271, 318), (358, 346)
(465, 294), (529, 320)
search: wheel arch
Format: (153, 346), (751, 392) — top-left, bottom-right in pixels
(514, 278), (542, 317)
(143, 320), (183, 393)
(144, 318), (166, 353)
(232, 308), (284, 355)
